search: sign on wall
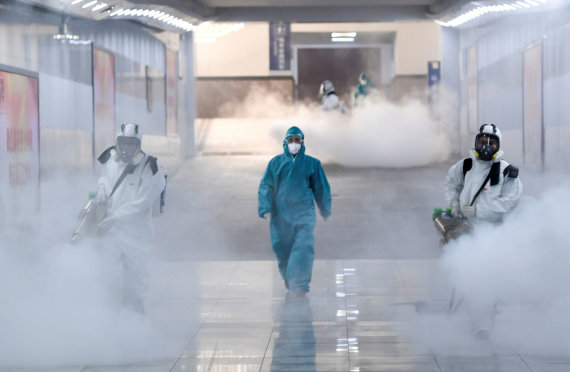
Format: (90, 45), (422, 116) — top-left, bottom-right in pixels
(270, 22), (291, 71)
(428, 61), (441, 86)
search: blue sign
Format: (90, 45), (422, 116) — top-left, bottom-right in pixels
(270, 22), (290, 71)
(428, 60), (441, 86)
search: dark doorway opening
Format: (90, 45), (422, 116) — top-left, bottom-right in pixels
(296, 47), (381, 105)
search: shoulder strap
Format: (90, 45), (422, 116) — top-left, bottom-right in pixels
(145, 156), (158, 175)
(462, 158), (472, 178)
(97, 146), (116, 164)
(107, 163), (137, 200)
(469, 162), (501, 206)
(503, 164), (519, 178)
(489, 162), (501, 186)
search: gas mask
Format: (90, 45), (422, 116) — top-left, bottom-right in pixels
(116, 136), (141, 163)
(474, 135), (499, 161)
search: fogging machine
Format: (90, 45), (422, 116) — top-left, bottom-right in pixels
(432, 208), (472, 246)
(71, 190), (106, 243)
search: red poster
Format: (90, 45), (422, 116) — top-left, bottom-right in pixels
(93, 47), (116, 161)
(0, 71), (39, 189)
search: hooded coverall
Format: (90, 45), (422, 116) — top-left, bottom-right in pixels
(98, 148), (166, 313)
(444, 148), (522, 335)
(258, 126), (331, 293)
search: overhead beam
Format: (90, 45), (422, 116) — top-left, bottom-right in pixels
(211, 6), (429, 23)
(427, 0), (471, 18)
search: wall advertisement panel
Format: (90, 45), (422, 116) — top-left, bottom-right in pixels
(166, 48), (178, 136)
(522, 41), (543, 170)
(93, 47), (116, 162)
(467, 46), (478, 133)
(0, 70), (40, 223)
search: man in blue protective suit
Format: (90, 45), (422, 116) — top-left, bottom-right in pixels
(258, 126), (332, 296)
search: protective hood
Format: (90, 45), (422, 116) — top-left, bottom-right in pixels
(283, 126), (306, 157)
(116, 123), (142, 163)
(474, 123), (502, 161)
(319, 80), (335, 97)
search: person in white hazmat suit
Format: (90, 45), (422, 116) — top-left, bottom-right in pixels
(96, 123), (166, 314)
(444, 123), (522, 340)
(318, 80), (343, 112)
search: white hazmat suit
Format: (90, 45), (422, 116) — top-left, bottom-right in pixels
(444, 124), (522, 339)
(321, 92), (341, 111)
(445, 124), (522, 224)
(97, 123), (166, 314)
(319, 80), (342, 112)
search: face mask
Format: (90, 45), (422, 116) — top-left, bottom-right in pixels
(117, 137), (141, 163)
(288, 143), (301, 155)
(476, 143), (494, 161)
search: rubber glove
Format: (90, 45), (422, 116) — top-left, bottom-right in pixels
(462, 205), (476, 219)
(451, 203), (462, 218)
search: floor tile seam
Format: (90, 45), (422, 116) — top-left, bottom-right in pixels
(342, 259), (356, 372)
(513, 345), (535, 372)
(258, 325), (277, 372)
(430, 349), (443, 372)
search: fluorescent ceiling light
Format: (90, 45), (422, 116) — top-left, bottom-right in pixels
(436, 0), (552, 27)
(82, 1), (97, 9)
(110, 8), (195, 31)
(71, 0), (85, 4)
(331, 32), (356, 38)
(53, 33), (79, 40)
(195, 22), (245, 43)
(332, 37), (355, 42)
(92, 3), (108, 11)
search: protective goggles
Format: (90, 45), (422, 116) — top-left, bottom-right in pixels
(285, 134), (303, 144)
(475, 135), (498, 148)
(117, 136), (141, 150)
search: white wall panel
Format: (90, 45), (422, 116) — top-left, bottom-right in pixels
(39, 73), (93, 132)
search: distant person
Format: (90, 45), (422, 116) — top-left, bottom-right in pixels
(444, 123), (522, 339)
(96, 123), (166, 314)
(352, 72), (375, 107)
(258, 126), (331, 296)
(318, 80), (343, 112)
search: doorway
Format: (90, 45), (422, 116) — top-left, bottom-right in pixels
(295, 47), (381, 105)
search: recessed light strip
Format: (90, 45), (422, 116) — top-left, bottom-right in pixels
(437, 0), (549, 27)
(331, 37), (355, 42)
(109, 8), (195, 31)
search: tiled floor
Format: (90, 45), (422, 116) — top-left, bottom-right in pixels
(2, 155), (569, 371)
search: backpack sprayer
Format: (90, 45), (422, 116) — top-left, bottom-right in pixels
(432, 208), (472, 246)
(71, 190), (106, 243)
